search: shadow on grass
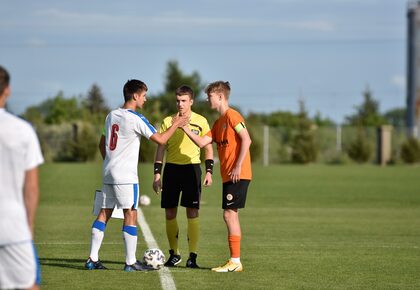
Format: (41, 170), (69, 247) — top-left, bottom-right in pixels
(40, 258), (213, 272)
(39, 258), (121, 270)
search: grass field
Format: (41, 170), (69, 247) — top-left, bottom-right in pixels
(36, 163), (420, 289)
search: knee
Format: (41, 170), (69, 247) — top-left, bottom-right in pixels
(186, 208), (199, 219)
(223, 209), (237, 223)
(123, 209), (137, 225)
(166, 208), (177, 220)
(223, 211), (231, 222)
(98, 209), (112, 223)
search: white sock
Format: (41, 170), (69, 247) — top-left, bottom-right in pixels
(231, 257), (241, 264)
(123, 225), (138, 265)
(89, 227), (105, 261)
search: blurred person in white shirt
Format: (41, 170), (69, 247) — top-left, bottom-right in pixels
(0, 65), (44, 290)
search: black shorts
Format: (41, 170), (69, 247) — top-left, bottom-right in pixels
(222, 180), (251, 209)
(161, 163), (202, 209)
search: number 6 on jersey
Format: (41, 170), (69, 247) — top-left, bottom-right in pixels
(109, 124), (119, 151)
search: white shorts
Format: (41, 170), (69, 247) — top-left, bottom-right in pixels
(102, 184), (139, 209)
(0, 241), (40, 289)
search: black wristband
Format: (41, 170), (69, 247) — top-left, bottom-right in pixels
(154, 162), (163, 175)
(205, 159), (214, 174)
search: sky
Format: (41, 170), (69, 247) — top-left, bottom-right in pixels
(0, 0), (407, 123)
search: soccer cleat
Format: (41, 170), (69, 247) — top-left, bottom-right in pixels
(85, 258), (107, 270)
(164, 249), (182, 267)
(186, 252), (199, 268)
(211, 259), (243, 272)
(124, 260), (155, 272)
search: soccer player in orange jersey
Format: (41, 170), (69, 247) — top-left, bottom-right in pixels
(181, 81), (252, 272)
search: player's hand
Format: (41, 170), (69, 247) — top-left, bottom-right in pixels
(153, 177), (162, 195)
(181, 124), (190, 132)
(228, 165), (241, 183)
(172, 113), (189, 128)
(203, 172), (213, 187)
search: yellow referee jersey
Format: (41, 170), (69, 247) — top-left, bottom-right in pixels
(159, 111), (210, 164)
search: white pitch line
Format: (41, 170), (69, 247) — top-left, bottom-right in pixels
(137, 208), (176, 290)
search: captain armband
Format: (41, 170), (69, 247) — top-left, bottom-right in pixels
(205, 159), (214, 174)
(154, 162), (163, 175)
(234, 122), (246, 133)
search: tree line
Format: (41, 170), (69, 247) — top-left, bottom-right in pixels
(18, 60), (418, 163)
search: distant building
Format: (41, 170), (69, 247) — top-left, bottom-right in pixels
(407, 1), (420, 137)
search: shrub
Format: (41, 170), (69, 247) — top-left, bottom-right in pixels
(291, 132), (318, 163)
(37, 123), (74, 162)
(326, 152), (352, 165)
(346, 128), (372, 163)
(139, 139), (158, 163)
(278, 145), (292, 163)
(400, 137), (420, 164)
(291, 102), (318, 164)
(70, 123), (99, 162)
(247, 126), (262, 163)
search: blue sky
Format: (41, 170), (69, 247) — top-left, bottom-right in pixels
(0, 0), (406, 123)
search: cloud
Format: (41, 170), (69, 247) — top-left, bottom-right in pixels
(33, 8), (134, 31)
(38, 80), (63, 94)
(25, 37), (47, 47)
(391, 75), (405, 90)
(29, 8), (334, 33)
(263, 0), (380, 5)
(281, 20), (335, 32)
(153, 16), (335, 31)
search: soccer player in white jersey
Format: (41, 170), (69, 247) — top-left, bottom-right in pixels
(0, 65), (44, 289)
(85, 79), (188, 271)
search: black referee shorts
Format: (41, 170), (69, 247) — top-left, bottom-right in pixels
(161, 163), (202, 209)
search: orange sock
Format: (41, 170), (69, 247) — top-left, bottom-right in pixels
(228, 235), (241, 258)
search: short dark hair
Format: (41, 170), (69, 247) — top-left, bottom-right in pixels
(123, 79), (148, 102)
(175, 85), (194, 99)
(205, 81), (231, 99)
(0, 65), (10, 96)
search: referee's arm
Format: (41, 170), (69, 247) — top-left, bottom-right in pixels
(153, 144), (165, 194)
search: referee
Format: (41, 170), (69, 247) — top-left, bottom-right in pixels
(153, 85), (213, 269)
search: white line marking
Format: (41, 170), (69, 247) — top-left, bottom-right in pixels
(137, 208), (176, 290)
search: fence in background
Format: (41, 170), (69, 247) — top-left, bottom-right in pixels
(252, 125), (410, 165)
(36, 122), (415, 165)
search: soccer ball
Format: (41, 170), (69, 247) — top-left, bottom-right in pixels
(143, 248), (165, 269)
(140, 195), (151, 206)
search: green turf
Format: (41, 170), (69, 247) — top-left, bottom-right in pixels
(36, 163), (420, 289)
